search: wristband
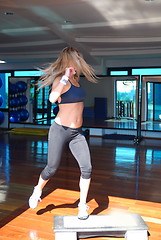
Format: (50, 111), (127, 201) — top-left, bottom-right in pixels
(60, 75), (69, 85)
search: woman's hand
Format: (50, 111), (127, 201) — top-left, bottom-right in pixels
(64, 67), (76, 78)
(49, 67), (76, 103)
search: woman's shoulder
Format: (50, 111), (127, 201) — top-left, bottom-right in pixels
(51, 76), (62, 87)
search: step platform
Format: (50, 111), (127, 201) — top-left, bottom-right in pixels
(54, 213), (149, 240)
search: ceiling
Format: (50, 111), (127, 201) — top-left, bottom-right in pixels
(0, 0), (161, 65)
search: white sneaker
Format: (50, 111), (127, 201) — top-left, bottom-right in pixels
(78, 203), (89, 220)
(29, 187), (42, 209)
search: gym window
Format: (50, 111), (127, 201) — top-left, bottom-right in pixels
(110, 70), (128, 76)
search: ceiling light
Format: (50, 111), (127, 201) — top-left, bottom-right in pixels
(64, 20), (71, 24)
(0, 60), (6, 63)
(145, 0), (155, 1)
(4, 12), (14, 15)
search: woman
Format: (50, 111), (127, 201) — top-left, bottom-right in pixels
(29, 46), (97, 220)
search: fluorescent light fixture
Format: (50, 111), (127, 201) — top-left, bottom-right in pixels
(4, 12), (14, 15)
(0, 60), (6, 63)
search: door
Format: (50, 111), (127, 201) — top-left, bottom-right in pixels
(147, 82), (161, 121)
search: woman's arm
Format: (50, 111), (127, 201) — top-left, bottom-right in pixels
(49, 77), (66, 103)
(49, 67), (76, 103)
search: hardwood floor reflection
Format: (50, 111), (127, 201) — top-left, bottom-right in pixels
(0, 132), (161, 239)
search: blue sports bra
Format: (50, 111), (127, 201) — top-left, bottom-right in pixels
(59, 82), (86, 104)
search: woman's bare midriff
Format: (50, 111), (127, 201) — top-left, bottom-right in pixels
(54, 102), (84, 128)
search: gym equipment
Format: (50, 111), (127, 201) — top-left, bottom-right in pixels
(116, 100), (134, 118)
(9, 80), (30, 123)
(0, 111), (4, 124)
(94, 97), (107, 119)
(9, 82), (19, 94)
(53, 106), (59, 116)
(18, 109), (29, 121)
(18, 95), (28, 106)
(0, 77), (2, 88)
(9, 111), (20, 122)
(0, 94), (3, 106)
(9, 128), (48, 136)
(9, 97), (20, 108)
(54, 213), (149, 240)
(15, 81), (27, 92)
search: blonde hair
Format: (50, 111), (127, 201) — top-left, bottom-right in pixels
(37, 46), (97, 88)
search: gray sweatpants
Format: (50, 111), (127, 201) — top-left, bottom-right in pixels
(41, 121), (92, 180)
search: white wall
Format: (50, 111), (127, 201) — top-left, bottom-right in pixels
(80, 76), (115, 118)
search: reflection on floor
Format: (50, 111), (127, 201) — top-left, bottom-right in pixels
(84, 118), (161, 131)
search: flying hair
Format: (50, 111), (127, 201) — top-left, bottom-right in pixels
(37, 46), (98, 89)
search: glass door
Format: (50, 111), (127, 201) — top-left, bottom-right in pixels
(116, 79), (136, 119)
(147, 82), (161, 121)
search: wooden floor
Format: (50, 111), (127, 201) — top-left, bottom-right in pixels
(0, 132), (161, 239)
